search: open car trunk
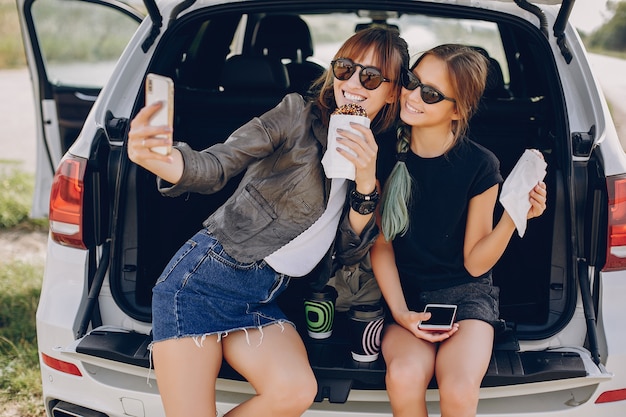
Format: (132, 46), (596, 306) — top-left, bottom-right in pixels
(68, 0), (611, 404)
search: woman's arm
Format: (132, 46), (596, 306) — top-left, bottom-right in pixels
(337, 123), (379, 236)
(463, 182), (547, 277)
(370, 233), (408, 319)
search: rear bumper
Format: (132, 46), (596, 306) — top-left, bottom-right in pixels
(39, 367), (625, 417)
(38, 333), (621, 417)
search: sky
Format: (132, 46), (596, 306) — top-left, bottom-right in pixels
(570, 0), (616, 33)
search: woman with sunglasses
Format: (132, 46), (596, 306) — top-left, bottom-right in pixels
(370, 44), (547, 417)
(126, 27), (408, 417)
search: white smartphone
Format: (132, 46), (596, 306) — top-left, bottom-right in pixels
(417, 304), (457, 331)
(144, 73), (174, 155)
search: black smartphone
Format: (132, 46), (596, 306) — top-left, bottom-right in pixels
(417, 304), (457, 331)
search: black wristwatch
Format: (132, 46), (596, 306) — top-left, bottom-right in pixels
(349, 188), (380, 215)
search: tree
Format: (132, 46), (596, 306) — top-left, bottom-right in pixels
(589, 1), (626, 52)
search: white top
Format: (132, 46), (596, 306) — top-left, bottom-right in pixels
(265, 178), (348, 277)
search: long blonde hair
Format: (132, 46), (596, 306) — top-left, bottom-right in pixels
(381, 44), (488, 241)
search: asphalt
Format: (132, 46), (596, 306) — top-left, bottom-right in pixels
(0, 68), (37, 173)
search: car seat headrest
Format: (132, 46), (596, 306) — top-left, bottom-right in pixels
(469, 45), (511, 99)
(252, 14), (314, 62)
(484, 56), (510, 98)
(221, 55), (290, 91)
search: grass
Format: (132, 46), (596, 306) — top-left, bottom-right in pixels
(0, 168), (47, 417)
(587, 46), (626, 61)
(0, 167), (35, 229)
(0, 262), (45, 417)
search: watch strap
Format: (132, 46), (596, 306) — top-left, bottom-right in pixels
(350, 188), (380, 214)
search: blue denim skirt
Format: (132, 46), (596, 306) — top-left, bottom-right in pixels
(151, 229), (293, 343)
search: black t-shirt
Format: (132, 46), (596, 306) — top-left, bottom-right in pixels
(378, 136), (503, 303)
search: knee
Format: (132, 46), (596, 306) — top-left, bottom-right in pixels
(385, 357), (432, 392)
(292, 371), (318, 408)
(270, 369), (317, 413)
(438, 377), (481, 410)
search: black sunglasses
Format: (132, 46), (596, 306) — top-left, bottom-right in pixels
(331, 58), (390, 90)
(401, 70), (456, 104)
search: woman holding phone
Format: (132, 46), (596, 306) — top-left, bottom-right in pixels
(127, 27), (410, 417)
(371, 44), (547, 417)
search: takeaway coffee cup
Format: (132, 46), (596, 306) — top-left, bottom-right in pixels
(348, 304), (385, 362)
(321, 114), (371, 181)
(304, 286), (338, 339)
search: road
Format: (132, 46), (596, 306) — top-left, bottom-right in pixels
(588, 54), (626, 148)
(0, 68), (37, 173)
(1, 53), (626, 173)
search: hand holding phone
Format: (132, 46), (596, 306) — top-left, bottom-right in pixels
(417, 304), (457, 331)
(145, 73), (174, 155)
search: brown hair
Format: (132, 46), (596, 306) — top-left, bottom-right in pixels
(411, 44), (488, 141)
(311, 26), (409, 133)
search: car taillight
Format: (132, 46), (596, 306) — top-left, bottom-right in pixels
(605, 175), (626, 271)
(595, 388), (626, 404)
(41, 353), (82, 377)
(49, 154), (88, 249)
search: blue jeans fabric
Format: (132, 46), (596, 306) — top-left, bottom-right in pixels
(151, 229), (293, 343)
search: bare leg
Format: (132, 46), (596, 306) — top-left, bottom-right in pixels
(152, 336), (223, 417)
(435, 320), (493, 417)
(222, 324), (317, 417)
(382, 324), (437, 417)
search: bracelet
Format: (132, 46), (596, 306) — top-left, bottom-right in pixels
(349, 189), (380, 215)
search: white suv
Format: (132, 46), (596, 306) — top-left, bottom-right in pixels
(17, 0), (626, 416)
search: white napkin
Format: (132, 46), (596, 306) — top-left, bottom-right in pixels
(321, 114), (370, 180)
(499, 149), (547, 237)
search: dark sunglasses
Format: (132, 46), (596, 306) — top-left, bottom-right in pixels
(401, 70), (456, 104)
(331, 58), (390, 90)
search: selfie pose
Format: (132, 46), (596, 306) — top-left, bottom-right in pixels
(370, 44), (547, 417)
(127, 27), (408, 417)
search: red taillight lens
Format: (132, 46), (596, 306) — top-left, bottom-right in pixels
(41, 353), (82, 377)
(49, 154), (87, 249)
(605, 175), (626, 271)
(595, 388), (626, 403)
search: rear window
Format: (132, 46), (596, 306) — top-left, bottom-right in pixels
(302, 13), (508, 82)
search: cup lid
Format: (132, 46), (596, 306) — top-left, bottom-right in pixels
(348, 304), (384, 320)
(307, 285), (338, 301)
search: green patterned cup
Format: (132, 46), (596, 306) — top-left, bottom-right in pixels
(304, 286), (338, 339)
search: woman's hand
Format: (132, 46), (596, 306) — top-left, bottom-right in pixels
(335, 122), (378, 194)
(128, 102), (173, 166)
(127, 102), (184, 184)
(527, 181), (547, 219)
(394, 310), (459, 343)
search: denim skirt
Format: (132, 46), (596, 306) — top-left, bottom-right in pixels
(151, 229), (292, 343)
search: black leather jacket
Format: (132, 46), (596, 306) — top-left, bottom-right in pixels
(158, 93), (378, 275)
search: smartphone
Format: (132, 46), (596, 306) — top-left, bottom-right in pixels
(417, 304), (457, 331)
(145, 73), (174, 155)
